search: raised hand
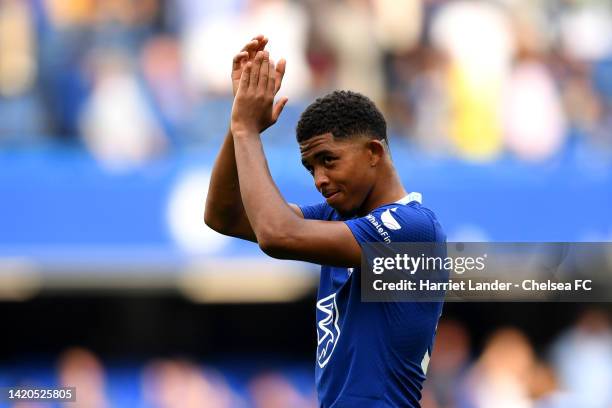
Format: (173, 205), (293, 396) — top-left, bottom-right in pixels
(232, 35), (287, 98)
(231, 50), (289, 136)
(232, 35), (266, 96)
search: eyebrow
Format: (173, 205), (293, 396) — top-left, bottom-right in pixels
(301, 150), (335, 167)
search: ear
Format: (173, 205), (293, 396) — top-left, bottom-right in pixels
(366, 139), (386, 167)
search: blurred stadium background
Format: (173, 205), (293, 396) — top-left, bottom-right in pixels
(0, 0), (611, 407)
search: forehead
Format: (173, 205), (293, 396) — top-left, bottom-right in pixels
(299, 133), (356, 159)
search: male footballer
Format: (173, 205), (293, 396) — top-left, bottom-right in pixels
(205, 36), (446, 408)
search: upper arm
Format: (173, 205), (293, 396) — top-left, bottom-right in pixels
(209, 203), (304, 243)
(258, 218), (362, 268)
(257, 204), (442, 268)
(289, 203), (305, 218)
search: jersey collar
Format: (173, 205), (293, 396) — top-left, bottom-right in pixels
(395, 192), (422, 205)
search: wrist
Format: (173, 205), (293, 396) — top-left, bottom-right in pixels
(231, 127), (260, 140)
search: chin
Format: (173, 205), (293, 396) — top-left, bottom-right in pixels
(333, 202), (358, 218)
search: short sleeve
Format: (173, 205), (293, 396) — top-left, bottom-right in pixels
(299, 202), (336, 221)
(344, 204), (440, 244)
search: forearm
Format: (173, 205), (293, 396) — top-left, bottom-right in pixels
(204, 129), (247, 231)
(232, 133), (300, 244)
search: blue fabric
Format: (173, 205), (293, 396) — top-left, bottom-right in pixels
(300, 196), (446, 408)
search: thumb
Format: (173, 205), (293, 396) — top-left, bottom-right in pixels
(272, 97), (289, 122)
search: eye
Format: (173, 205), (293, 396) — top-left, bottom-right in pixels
(323, 156), (336, 167)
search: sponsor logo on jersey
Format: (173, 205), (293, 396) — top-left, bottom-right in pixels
(316, 293), (341, 368)
(381, 207), (401, 230)
(365, 214), (391, 243)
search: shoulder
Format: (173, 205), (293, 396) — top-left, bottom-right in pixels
(374, 202), (439, 240)
(346, 195), (445, 244)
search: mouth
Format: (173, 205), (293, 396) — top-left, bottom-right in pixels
(323, 191), (340, 202)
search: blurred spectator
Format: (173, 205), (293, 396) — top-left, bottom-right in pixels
(169, 0), (246, 32)
(79, 47), (168, 168)
(502, 59), (567, 161)
(0, 0), (609, 160)
(560, 62), (610, 150)
(43, 0), (95, 28)
(558, 1), (612, 62)
(462, 327), (535, 408)
(140, 34), (190, 142)
(431, 0), (514, 161)
(425, 319), (471, 408)
(57, 347), (110, 408)
(141, 359), (240, 408)
(304, 1), (337, 94)
(317, 0), (385, 106)
(244, 0), (311, 100)
(529, 362), (578, 408)
(372, 0), (422, 55)
(39, 0), (95, 138)
(0, 0), (37, 98)
(179, 0), (310, 99)
(551, 308), (612, 408)
(248, 371), (314, 408)
(178, 0), (246, 96)
(0, 0), (48, 143)
(387, 45), (452, 152)
(3, 311), (612, 407)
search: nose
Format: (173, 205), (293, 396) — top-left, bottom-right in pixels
(314, 168), (329, 192)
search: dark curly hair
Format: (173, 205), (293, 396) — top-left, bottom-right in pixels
(296, 90), (387, 144)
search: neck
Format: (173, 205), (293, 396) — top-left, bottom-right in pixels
(358, 165), (407, 216)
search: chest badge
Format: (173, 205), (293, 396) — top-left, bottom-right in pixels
(316, 293), (341, 368)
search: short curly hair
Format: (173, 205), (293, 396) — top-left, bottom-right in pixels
(296, 90), (387, 144)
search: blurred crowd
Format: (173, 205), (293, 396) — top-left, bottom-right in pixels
(424, 308), (612, 408)
(0, 0), (611, 166)
(4, 308), (612, 408)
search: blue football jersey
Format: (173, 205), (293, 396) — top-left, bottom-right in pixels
(300, 193), (446, 408)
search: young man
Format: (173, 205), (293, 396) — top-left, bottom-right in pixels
(205, 36), (445, 408)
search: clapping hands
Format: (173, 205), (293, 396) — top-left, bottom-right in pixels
(230, 36), (288, 136)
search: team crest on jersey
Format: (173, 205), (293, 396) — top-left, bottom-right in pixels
(316, 293), (341, 368)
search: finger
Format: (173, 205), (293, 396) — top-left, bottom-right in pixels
(272, 97), (289, 122)
(245, 34), (263, 46)
(232, 51), (248, 71)
(241, 39), (259, 56)
(274, 58), (286, 94)
(259, 51), (270, 93)
(250, 51), (264, 90)
(239, 62), (252, 91)
(257, 37), (268, 53)
(242, 35), (264, 60)
(267, 59), (276, 95)
(240, 39), (258, 52)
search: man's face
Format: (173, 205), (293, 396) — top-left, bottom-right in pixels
(299, 133), (376, 216)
